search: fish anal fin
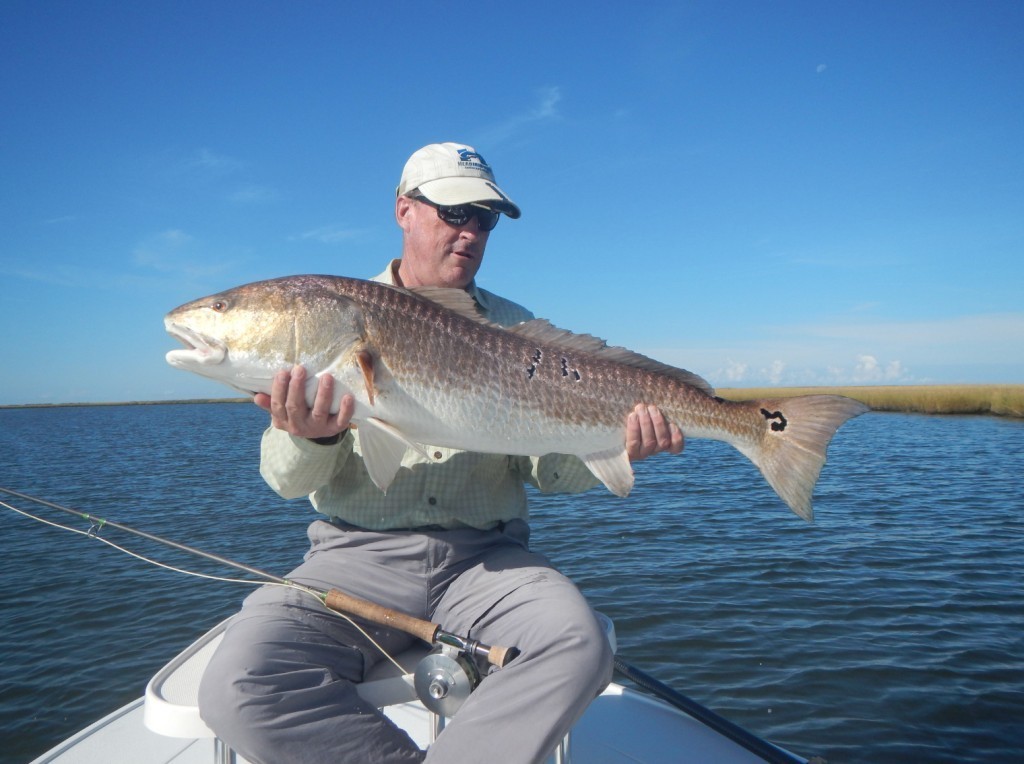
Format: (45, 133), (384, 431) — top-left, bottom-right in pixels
(582, 447), (635, 498)
(357, 417), (430, 493)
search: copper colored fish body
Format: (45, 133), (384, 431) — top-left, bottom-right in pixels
(165, 275), (868, 520)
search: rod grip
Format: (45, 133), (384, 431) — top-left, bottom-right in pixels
(487, 644), (520, 668)
(324, 588), (438, 644)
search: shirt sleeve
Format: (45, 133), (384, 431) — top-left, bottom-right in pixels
(259, 426), (354, 499)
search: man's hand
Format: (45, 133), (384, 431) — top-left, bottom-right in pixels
(254, 365), (355, 440)
(625, 404), (684, 461)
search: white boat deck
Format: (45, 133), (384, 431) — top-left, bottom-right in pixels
(30, 617), (800, 764)
(32, 687), (785, 764)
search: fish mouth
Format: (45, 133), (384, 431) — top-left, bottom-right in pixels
(164, 321), (227, 367)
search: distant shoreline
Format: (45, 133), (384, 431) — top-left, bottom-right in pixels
(717, 384), (1023, 418)
(2, 385), (1022, 418)
(0, 398), (252, 410)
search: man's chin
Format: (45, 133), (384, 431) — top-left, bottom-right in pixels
(444, 262), (479, 288)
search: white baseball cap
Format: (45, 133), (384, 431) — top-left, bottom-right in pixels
(396, 142), (521, 219)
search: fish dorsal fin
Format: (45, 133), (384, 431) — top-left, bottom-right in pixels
(408, 286), (493, 326)
(409, 287), (715, 396)
(509, 319), (610, 353)
(509, 319), (716, 396)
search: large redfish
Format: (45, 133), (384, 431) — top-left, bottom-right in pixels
(165, 275), (867, 520)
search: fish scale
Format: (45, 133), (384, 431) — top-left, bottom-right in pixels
(165, 275), (868, 520)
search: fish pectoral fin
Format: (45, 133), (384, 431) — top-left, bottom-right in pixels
(582, 447), (635, 498)
(357, 417), (429, 494)
(356, 350), (376, 405)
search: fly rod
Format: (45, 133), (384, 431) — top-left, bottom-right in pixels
(0, 486), (518, 668)
(612, 658), (812, 764)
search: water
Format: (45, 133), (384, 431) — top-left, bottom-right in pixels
(1, 404), (1022, 763)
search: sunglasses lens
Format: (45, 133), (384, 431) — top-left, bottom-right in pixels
(437, 207), (470, 226)
(477, 207), (497, 229)
(476, 208), (499, 232)
(417, 197), (500, 231)
(441, 206), (499, 231)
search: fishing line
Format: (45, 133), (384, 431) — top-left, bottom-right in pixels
(1, 491), (407, 673)
(5, 487), (806, 760)
(2, 498), (277, 587)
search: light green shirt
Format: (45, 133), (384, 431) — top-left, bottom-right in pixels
(259, 260), (600, 530)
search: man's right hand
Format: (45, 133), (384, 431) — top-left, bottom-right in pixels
(254, 365), (355, 440)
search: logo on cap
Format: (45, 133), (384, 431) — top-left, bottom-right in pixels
(457, 148), (491, 173)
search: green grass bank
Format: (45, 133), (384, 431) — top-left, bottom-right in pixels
(717, 384), (1024, 418)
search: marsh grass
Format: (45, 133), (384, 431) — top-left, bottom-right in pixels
(717, 384), (1024, 418)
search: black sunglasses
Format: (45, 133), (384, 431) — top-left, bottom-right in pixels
(413, 196), (501, 232)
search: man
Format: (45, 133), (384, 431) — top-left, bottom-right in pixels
(199, 142), (683, 763)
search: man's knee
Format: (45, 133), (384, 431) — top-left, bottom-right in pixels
(196, 612), (365, 737)
(563, 611), (615, 693)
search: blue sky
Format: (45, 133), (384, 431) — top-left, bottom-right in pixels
(1, 1), (1021, 405)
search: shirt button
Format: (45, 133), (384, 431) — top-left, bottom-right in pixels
(433, 451), (443, 460)
(428, 497), (437, 506)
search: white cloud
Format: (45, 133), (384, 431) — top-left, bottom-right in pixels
(532, 85), (562, 120)
(643, 312), (1024, 386)
(227, 184), (280, 204)
(765, 360), (786, 384)
(720, 360), (748, 382)
(170, 149), (278, 205)
(477, 86), (563, 146)
(851, 355), (908, 383)
(133, 229), (194, 271)
(185, 148), (247, 175)
(132, 229), (233, 280)
(292, 225), (366, 244)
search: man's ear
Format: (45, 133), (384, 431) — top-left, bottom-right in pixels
(395, 195), (415, 232)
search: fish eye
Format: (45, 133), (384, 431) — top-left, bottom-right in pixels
(211, 300), (229, 313)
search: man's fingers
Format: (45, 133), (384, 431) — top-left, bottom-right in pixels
(627, 404), (685, 461)
(310, 373), (335, 421)
(284, 365), (309, 418)
(336, 393), (356, 430)
(637, 404), (658, 457)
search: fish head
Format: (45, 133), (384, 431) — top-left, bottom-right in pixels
(164, 276), (366, 397)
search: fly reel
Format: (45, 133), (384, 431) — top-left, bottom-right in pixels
(414, 645), (482, 718)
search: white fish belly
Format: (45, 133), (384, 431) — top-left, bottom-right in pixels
(341, 370), (620, 458)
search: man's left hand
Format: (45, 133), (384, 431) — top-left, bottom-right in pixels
(626, 404), (684, 461)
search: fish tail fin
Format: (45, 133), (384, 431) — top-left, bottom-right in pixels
(739, 395), (869, 521)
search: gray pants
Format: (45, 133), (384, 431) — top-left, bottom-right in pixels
(198, 519), (613, 764)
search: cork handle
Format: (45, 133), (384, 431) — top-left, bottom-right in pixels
(487, 644), (520, 668)
(324, 588), (439, 644)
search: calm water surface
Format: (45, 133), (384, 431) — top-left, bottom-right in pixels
(1, 404), (1022, 763)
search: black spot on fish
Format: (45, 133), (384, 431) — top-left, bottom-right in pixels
(526, 349), (542, 379)
(760, 408), (788, 432)
(561, 357), (582, 382)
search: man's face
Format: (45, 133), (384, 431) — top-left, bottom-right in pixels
(395, 195), (491, 289)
